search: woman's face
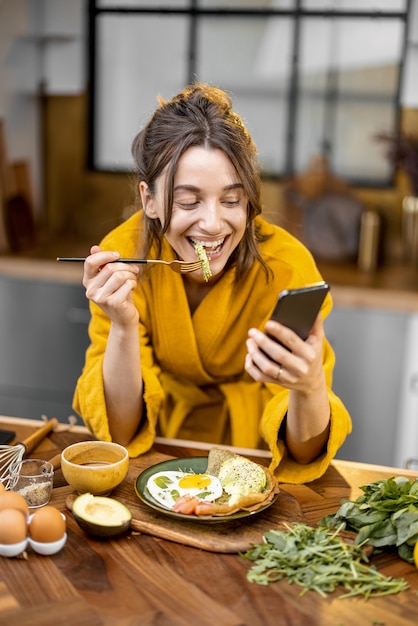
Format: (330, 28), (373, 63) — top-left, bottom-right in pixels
(141, 146), (248, 282)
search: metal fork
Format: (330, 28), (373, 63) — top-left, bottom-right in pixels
(57, 257), (203, 274)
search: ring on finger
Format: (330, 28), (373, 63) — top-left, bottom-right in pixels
(275, 364), (283, 381)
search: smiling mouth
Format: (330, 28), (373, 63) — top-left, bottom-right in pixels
(189, 237), (225, 256)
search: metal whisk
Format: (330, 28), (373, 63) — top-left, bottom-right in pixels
(0, 418), (58, 488)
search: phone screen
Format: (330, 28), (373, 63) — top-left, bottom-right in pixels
(269, 282), (330, 341)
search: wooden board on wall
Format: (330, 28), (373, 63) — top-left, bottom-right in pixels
(0, 181), (9, 252)
(0, 120), (10, 251)
(42, 93), (133, 244)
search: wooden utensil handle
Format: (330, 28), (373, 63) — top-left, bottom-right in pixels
(48, 452), (62, 470)
(18, 418), (58, 455)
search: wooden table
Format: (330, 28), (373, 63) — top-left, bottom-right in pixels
(1, 416), (418, 626)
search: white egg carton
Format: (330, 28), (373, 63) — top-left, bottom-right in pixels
(0, 512), (67, 558)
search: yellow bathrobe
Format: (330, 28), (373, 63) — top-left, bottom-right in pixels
(73, 211), (351, 483)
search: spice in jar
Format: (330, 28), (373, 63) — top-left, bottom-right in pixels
(17, 481), (52, 507)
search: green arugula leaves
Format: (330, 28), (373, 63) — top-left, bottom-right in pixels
(241, 523), (408, 598)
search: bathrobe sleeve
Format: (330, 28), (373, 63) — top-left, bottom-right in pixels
(260, 322), (352, 483)
(72, 212), (167, 458)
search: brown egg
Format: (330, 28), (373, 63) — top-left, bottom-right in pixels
(29, 506), (66, 543)
(0, 482), (6, 494)
(0, 491), (29, 519)
(0, 509), (28, 544)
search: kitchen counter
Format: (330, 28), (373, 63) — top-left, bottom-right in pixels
(0, 256), (84, 284)
(1, 255), (418, 311)
(318, 260), (418, 312)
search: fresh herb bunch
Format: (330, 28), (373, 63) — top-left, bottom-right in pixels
(320, 476), (418, 563)
(241, 522), (407, 598)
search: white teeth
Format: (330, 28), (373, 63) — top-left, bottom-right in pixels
(190, 237), (225, 249)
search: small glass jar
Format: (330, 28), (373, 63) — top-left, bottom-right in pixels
(9, 459), (54, 508)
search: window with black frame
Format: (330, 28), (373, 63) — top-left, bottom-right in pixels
(88, 0), (409, 187)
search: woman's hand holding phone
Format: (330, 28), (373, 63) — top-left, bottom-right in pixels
(245, 282), (329, 388)
(245, 314), (323, 388)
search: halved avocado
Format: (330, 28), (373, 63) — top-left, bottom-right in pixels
(72, 493), (132, 538)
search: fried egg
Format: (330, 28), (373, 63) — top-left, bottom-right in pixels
(146, 470), (223, 509)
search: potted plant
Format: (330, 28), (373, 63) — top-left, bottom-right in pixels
(376, 132), (418, 263)
(376, 131), (418, 195)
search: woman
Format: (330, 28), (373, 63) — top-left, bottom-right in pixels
(74, 83), (351, 482)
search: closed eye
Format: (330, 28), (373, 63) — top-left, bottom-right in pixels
(176, 201), (199, 209)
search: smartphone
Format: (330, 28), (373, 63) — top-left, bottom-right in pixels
(268, 282), (330, 342)
(0, 429), (16, 445)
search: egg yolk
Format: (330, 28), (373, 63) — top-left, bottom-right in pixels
(177, 474), (212, 490)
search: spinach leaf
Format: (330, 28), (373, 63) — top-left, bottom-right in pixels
(320, 476), (418, 563)
(356, 520), (397, 547)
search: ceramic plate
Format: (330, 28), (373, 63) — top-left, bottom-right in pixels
(135, 456), (277, 523)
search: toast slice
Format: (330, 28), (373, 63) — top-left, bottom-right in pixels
(194, 448), (279, 516)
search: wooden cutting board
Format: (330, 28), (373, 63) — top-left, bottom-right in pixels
(60, 451), (306, 554)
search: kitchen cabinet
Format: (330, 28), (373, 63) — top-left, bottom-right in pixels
(0, 274), (90, 424)
(325, 306), (408, 468)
